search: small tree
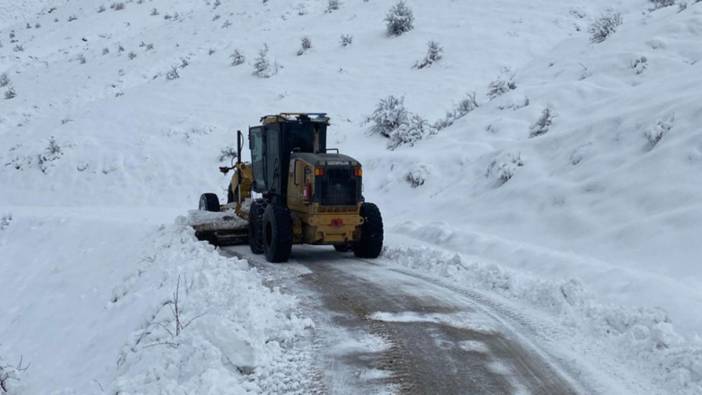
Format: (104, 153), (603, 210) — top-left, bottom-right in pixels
(365, 95), (409, 138)
(589, 12), (622, 43)
(414, 41), (443, 69)
(385, 1), (414, 36)
(0, 73), (9, 88)
(253, 44), (277, 78)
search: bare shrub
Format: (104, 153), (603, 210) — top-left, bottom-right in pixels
(414, 41), (443, 69)
(590, 12), (622, 43)
(0, 73), (9, 88)
(487, 78), (516, 101)
(0, 214), (11, 230)
(486, 153), (524, 187)
(297, 37), (311, 56)
(365, 96), (435, 150)
(166, 66), (180, 80)
(649, 0), (676, 10)
(644, 116), (674, 150)
(405, 166), (429, 188)
(340, 34), (353, 47)
(111, 2), (125, 11)
(169, 276), (203, 337)
(385, 1), (414, 36)
(388, 114), (436, 149)
(4, 87), (16, 100)
(219, 146), (238, 162)
(529, 108), (555, 138)
(0, 355), (30, 393)
(326, 0), (341, 13)
(435, 92), (479, 130)
(631, 56), (648, 75)
(230, 49), (245, 66)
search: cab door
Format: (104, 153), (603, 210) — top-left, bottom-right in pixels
(249, 127), (266, 192)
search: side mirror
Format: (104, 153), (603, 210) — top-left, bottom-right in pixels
(219, 166), (230, 174)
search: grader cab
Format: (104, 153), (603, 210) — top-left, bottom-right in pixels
(195, 113), (383, 263)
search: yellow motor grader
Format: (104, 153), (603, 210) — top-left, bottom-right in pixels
(194, 113), (383, 263)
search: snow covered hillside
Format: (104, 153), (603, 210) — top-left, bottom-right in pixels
(1, 0), (701, 393)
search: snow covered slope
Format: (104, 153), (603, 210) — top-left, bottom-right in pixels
(1, 0), (701, 393)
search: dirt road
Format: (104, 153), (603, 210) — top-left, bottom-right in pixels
(224, 246), (585, 395)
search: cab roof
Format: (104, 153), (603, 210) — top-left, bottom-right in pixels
(291, 152), (359, 167)
(260, 113), (330, 125)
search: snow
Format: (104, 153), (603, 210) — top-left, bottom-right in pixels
(0, 209), (315, 394)
(1, 0), (701, 393)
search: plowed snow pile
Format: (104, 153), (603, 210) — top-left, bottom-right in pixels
(1, 0), (701, 393)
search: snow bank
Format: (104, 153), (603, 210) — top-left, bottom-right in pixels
(382, 244), (702, 395)
(0, 209), (315, 394)
(110, 219), (316, 394)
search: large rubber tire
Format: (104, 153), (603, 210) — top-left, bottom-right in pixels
(248, 199), (265, 255)
(262, 204), (293, 263)
(353, 202), (384, 259)
(199, 193), (220, 212)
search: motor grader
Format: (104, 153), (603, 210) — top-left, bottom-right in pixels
(194, 113), (383, 263)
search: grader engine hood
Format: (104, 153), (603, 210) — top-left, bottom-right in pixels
(290, 152), (363, 207)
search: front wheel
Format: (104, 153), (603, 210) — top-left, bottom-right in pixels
(262, 204), (293, 263)
(199, 193), (220, 212)
(353, 203), (383, 258)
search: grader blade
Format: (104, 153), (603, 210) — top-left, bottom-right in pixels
(187, 210), (249, 246)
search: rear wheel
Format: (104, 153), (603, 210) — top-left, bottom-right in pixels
(353, 202), (383, 258)
(199, 193), (220, 212)
(262, 204), (293, 263)
(248, 199), (265, 254)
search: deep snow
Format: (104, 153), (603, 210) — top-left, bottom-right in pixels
(1, 0), (701, 393)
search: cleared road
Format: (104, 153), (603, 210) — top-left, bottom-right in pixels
(224, 246), (584, 395)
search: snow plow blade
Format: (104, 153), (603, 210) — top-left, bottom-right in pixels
(186, 210), (249, 246)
